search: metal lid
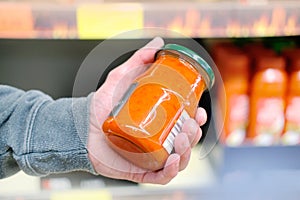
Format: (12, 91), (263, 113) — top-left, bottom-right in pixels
(159, 44), (215, 89)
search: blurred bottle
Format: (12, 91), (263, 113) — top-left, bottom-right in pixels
(248, 56), (287, 145)
(212, 43), (250, 146)
(282, 53), (300, 145)
(222, 53), (250, 146)
(211, 42), (241, 134)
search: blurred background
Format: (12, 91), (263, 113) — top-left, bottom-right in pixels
(0, 0), (300, 199)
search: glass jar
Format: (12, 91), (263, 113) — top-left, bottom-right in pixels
(248, 56), (287, 145)
(102, 44), (215, 170)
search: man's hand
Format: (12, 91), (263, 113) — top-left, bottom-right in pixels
(88, 37), (207, 184)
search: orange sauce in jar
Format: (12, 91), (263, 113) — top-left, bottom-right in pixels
(102, 44), (215, 170)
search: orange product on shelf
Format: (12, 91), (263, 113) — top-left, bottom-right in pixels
(282, 55), (300, 145)
(221, 52), (250, 146)
(102, 44), (215, 171)
(247, 56), (288, 145)
(211, 43), (242, 110)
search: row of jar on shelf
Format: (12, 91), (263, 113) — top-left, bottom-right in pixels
(212, 42), (300, 146)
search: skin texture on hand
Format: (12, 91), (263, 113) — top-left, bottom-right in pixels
(88, 37), (207, 184)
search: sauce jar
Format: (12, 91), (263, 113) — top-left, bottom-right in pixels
(221, 52), (250, 146)
(282, 55), (300, 145)
(102, 44), (215, 170)
(247, 56), (287, 145)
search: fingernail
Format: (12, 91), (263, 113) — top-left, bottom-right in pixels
(196, 107), (207, 126)
(146, 37), (164, 48)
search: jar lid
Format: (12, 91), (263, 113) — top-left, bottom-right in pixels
(256, 56), (286, 71)
(160, 44), (215, 89)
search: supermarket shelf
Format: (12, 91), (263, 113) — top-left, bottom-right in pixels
(0, 1), (300, 39)
(209, 144), (300, 175)
(0, 147), (217, 199)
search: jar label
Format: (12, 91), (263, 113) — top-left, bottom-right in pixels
(282, 96), (300, 145)
(225, 94), (249, 146)
(285, 97), (300, 124)
(110, 83), (138, 117)
(162, 109), (190, 154)
(254, 98), (285, 145)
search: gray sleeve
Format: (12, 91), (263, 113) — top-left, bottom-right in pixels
(0, 85), (96, 178)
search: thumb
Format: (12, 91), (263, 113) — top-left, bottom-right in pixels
(123, 37), (165, 69)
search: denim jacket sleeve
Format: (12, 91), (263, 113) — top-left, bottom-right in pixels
(0, 85), (96, 179)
